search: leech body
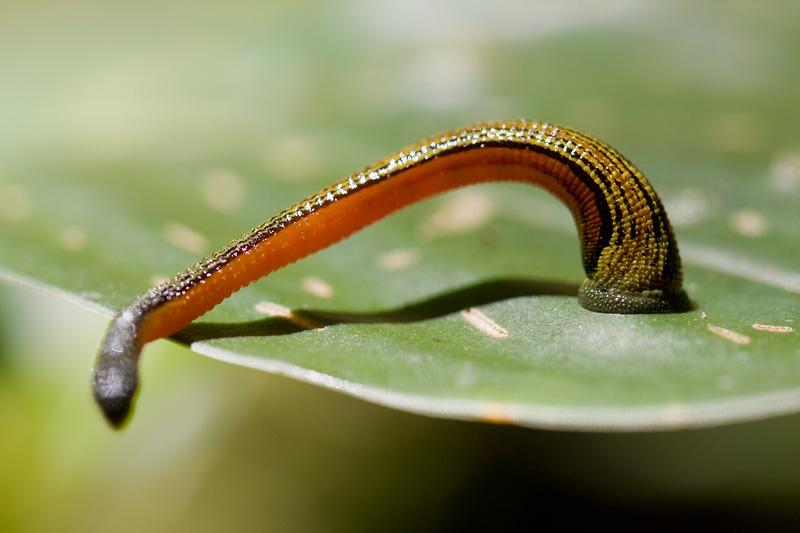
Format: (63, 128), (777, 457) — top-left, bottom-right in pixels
(93, 120), (689, 427)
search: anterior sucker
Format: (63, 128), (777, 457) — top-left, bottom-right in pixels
(92, 120), (690, 428)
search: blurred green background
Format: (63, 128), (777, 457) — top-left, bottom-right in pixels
(2, 1), (800, 530)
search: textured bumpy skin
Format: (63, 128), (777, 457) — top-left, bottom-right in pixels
(92, 120), (690, 427)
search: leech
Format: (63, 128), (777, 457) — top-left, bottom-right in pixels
(92, 120), (690, 428)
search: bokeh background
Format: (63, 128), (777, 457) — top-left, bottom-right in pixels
(2, 1), (800, 531)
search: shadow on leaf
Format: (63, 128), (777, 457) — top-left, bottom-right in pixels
(172, 277), (578, 345)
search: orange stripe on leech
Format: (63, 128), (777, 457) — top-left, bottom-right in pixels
(139, 147), (593, 343)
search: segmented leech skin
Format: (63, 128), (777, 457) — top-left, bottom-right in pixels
(93, 120), (690, 427)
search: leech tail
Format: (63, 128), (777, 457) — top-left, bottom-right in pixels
(92, 310), (142, 428)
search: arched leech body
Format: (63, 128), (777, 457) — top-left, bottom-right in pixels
(93, 120), (690, 427)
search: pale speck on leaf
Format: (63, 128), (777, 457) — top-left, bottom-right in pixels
(770, 151), (800, 193)
(418, 190), (494, 241)
(254, 301), (320, 329)
(400, 47), (484, 111)
(262, 135), (320, 181)
(729, 209), (768, 237)
(665, 188), (710, 227)
(752, 323), (794, 334)
(707, 324), (751, 345)
(254, 301), (293, 318)
(164, 222), (209, 254)
(59, 227), (88, 252)
(202, 168), (245, 212)
(460, 307), (508, 339)
(379, 248), (421, 271)
(302, 276), (333, 299)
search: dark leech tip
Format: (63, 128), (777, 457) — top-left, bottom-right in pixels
(93, 365), (137, 429)
(97, 394), (133, 429)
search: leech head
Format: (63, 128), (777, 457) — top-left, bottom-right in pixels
(92, 310), (142, 429)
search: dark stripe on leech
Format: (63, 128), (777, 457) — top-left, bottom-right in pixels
(552, 132), (638, 248)
(604, 154), (662, 244)
(585, 146), (635, 247)
(582, 140), (658, 251)
(603, 147), (664, 242)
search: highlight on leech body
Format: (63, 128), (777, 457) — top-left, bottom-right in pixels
(92, 120), (690, 428)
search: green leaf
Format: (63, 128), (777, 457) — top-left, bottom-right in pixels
(1, 3), (798, 430)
